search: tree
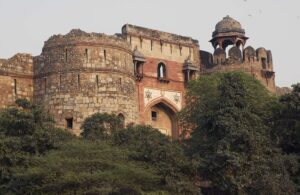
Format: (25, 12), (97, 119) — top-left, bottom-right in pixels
(80, 113), (121, 140)
(273, 83), (300, 154)
(0, 99), (73, 193)
(112, 125), (199, 194)
(272, 83), (300, 192)
(5, 140), (167, 195)
(180, 72), (295, 194)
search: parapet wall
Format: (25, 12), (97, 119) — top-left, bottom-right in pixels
(44, 29), (131, 51)
(201, 46), (275, 92)
(0, 53), (33, 75)
(122, 24), (198, 46)
(122, 24), (200, 65)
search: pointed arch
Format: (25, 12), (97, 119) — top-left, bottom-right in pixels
(144, 97), (179, 140)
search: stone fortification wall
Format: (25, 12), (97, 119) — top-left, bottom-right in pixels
(201, 46), (276, 92)
(0, 54), (33, 107)
(34, 29), (138, 134)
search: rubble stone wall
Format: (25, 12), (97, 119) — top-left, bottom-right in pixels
(33, 30), (138, 134)
(0, 54), (33, 108)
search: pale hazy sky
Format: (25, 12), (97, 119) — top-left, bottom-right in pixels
(0, 0), (299, 87)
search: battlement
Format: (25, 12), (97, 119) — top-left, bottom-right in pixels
(201, 46), (273, 71)
(43, 29), (131, 52)
(122, 24), (199, 47)
(200, 45), (275, 92)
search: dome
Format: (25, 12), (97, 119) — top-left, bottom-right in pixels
(212, 16), (245, 37)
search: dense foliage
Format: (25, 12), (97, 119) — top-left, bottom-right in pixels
(7, 140), (165, 194)
(1, 74), (299, 195)
(272, 83), (300, 192)
(180, 72), (297, 195)
(112, 125), (198, 194)
(0, 99), (73, 193)
(0, 103), (199, 194)
(80, 113), (122, 140)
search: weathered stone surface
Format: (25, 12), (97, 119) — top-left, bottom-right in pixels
(0, 17), (277, 136)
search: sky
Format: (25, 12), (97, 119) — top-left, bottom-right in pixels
(0, 0), (299, 87)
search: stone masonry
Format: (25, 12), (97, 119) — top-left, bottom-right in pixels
(0, 16), (276, 136)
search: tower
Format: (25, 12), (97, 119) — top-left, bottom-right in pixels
(33, 29), (139, 134)
(200, 16), (276, 93)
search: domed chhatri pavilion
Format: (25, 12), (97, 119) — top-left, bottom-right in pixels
(210, 15), (248, 50)
(0, 16), (275, 136)
(201, 16), (275, 93)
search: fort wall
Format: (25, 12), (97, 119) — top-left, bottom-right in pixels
(33, 29), (138, 134)
(201, 46), (276, 92)
(0, 20), (277, 136)
(0, 54), (33, 108)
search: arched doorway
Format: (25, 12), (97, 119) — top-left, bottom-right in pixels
(144, 101), (178, 139)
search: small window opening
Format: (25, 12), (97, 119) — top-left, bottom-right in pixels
(136, 62), (143, 75)
(44, 78), (47, 93)
(59, 74), (62, 89)
(140, 37), (143, 48)
(119, 78), (122, 85)
(77, 74), (80, 88)
(65, 49), (68, 62)
(66, 118), (73, 129)
(13, 79), (17, 95)
(170, 44), (173, 54)
(129, 36), (132, 45)
(151, 111), (157, 121)
(157, 63), (166, 78)
(150, 40), (153, 51)
(179, 45), (182, 56)
(104, 50), (107, 61)
(96, 75), (99, 87)
(85, 48), (89, 62)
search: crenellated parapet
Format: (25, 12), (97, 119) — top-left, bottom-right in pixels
(200, 45), (275, 92)
(202, 46), (273, 68)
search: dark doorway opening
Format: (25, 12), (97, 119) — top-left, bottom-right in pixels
(66, 118), (73, 129)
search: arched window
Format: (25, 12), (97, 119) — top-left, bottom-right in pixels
(157, 63), (166, 78)
(118, 113), (125, 128)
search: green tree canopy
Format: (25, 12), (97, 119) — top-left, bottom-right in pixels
(112, 125), (199, 194)
(272, 83), (300, 192)
(80, 113), (121, 140)
(0, 99), (73, 193)
(180, 72), (295, 194)
(6, 140), (167, 195)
